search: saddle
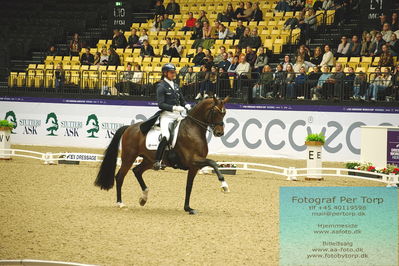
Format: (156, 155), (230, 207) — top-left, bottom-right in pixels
(145, 118), (183, 150)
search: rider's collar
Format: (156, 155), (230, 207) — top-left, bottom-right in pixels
(164, 78), (175, 90)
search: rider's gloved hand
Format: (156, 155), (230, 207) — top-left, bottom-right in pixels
(184, 104), (191, 111)
(173, 106), (185, 113)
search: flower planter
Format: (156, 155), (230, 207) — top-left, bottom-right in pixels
(212, 169), (237, 175)
(0, 127), (12, 160)
(305, 141), (324, 180)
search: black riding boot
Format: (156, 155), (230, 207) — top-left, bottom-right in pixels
(153, 137), (168, 170)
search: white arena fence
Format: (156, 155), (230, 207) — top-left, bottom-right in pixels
(0, 149), (398, 188)
(0, 259), (95, 266)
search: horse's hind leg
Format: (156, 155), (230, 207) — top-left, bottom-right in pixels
(116, 155), (136, 207)
(132, 159), (152, 206)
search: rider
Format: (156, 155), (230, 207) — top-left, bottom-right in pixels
(153, 63), (191, 170)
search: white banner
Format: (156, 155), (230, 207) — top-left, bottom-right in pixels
(1, 100), (399, 162)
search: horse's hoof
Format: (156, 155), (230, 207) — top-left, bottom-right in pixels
(221, 186), (230, 193)
(188, 209), (197, 215)
(116, 202), (125, 208)
(139, 197), (147, 206)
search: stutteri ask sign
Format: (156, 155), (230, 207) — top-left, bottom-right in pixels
(387, 129), (399, 166)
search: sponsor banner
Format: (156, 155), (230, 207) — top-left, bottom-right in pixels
(1, 100), (399, 161)
(387, 129), (399, 166)
(63, 153), (101, 162)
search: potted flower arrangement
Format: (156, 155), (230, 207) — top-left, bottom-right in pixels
(305, 133), (326, 146)
(0, 119), (15, 160)
(214, 163), (237, 175)
(345, 162), (399, 178)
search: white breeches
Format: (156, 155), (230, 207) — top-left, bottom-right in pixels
(160, 110), (181, 141)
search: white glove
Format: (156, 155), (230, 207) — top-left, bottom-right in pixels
(185, 104), (191, 110)
(172, 106), (185, 113)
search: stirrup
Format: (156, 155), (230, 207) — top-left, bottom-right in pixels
(153, 161), (166, 170)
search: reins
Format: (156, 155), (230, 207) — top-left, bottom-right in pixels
(186, 103), (225, 133)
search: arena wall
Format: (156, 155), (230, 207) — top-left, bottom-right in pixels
(1, 96), (399, 162)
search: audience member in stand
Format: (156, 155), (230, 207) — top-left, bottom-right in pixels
(320, 44), (334, 67)
(140, 40), (155, 58)
(325, 63), (345, 100)
(311, 65), (332, 100)
(181, 12), (196, 31)
(54, 63), (65, 92)
(281, 55), (292, 71)
(245, 46), (257, 68)
(361, 33), (373, 56)
(112, 29), (127, 49)
(237, 2), (254, 22)
(154, 0), (166, 19)
(352, 71), (368, 100)
(234, 20), (246, 39)
(370, 32), (386, 56)
(343, 66), (356, 99)
(197, 10), (209, 26)
(107, 47), (121, 66)
(127, 28), (140, 48)
(80, 47), (94, 65)
(69, 33), (82, 56)
(217, 52), (231, 72)
(46, 45), (58, 56)
(251, 2), (263, 22)
(347, 35), (361, 57)
(336, 36), (350, 57)
(192, 46), (205, 66)
(191, 21), (203, 40)
(378, 44), (394, 67)
(165, 0), (180, 15)
(381, 23), (393, 43)
(234, 2), (245, 20)
(364, 67), (392, 101)
(253, 47), (268, 73)
(387, 33), (399, 56)
(217, 3), (235, 23)
(310, 46), (323, 66)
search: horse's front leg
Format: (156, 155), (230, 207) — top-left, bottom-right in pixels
(195, 159), (230, 193)
(184, 168), (199, 215)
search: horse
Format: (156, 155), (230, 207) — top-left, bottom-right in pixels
(94, 96), (230, 214)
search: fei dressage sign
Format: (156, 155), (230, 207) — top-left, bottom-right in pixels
(1, 97), (399, 162)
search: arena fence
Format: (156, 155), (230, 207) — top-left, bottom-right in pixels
(0, 259), (95, 266)
(1, 149), (397, 187)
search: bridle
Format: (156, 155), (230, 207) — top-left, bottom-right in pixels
(187, 103), (226, 133)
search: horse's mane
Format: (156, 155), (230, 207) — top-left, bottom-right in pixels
(189, 98), (214, 116)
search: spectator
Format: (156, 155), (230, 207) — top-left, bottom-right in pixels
(69, 33), (82, 56)
(99, 48), (109, 65)
(127, 28), (140, 48)
(285, 64), (296, 99)
(193, 46), (205, 66)
(139, 29), (149, 45)
(80, 47), (94, 65)
(154, 0), (166, 18)
(352, 71), (367, 100)
(107, 48), (121, 66)
(46, 45), (58, 56)
(387, 33), (399, 56)
(217, 53), (231, 72)
(191, 21), (203, 40)
(322, 0), (334, 10)
(173, 38), (184, 57)
(307, 66), (322, 92)
(166, 0), (180, 15)
(184, 66), (197, 90)
(281, 55), (291, 71)
(391, 65), (399, 100)
(320, 44), (334, 67)
(275, 0), (290, 12)
(181, 12), (196, 31)
(361, 33), (373, 56)
(209, 66), (218, 93)
(161, 14), (176, 31)
(237, 2), (254, 22)
(254, 47), (268, 73)
(162, 37), (174, 58)
(234, 2), (245, 20)
(218, 68), (231, 97)
(217, 3), (235, 22)
(214, 46), (226, 64)
(140, 40), (155, 58)
(258, 65), (274, 97)
(289, 0), (305, 11)
(196, 65), (211, 99)
(283, 14), (300, 30)
(112, 29), (127, 49)
(227, 51), (234, 62)
(116, 64), (144, 95)
(313, 0), (323, 11)
(211, 21), (220, 39)
(293, 55), (307, 73)
(204, 54), (215, 70)
(364, 68), (392, 101)
(202, 21), (212, 39)
(391, 12), (398, 32)
(227, 55), (239, 76)
(378, 44), (394, 67)
(310, 46), (323, 66)
(251, 2), (263, 22)
(311, 65), (332, 100)
(304, 8), (317, 31)
(297, 45), (311, 64)
(93, 52), (101, 66)
(381, 23), (393, 43)
(198, 10), (209, 26)
(245, 46), (257, 67)
(238, 27), (251, 49)
(273, 64), (286, 98)
(218, 24), (234, 39)
(326, 63), (345, 100)
(378, 15), (388, 29)
(234, 46), (243, 57)
(370, 33), (386, 56)
(234, 20), (246, 39)
(347, 35), (361, 57)
(336, 36), (350, 57)
(249, 27), (262, 49)
(343, 67), (356, 99)
(294, 66), (308, 99)
(54, 63), (65, 91)
(235, 54), (251, 78)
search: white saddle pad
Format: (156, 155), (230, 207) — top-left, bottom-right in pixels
(145, 120), (182, 150)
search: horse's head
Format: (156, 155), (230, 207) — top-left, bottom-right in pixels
(207, 96), (230, 137)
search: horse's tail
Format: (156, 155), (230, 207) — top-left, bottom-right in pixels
(94, 125), (129, 190)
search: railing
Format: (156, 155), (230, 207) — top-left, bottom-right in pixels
(5, 70), (399, 103)
(1, 148), (397, 187)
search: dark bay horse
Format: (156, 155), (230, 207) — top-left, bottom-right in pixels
(94, 96), (230, 214)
